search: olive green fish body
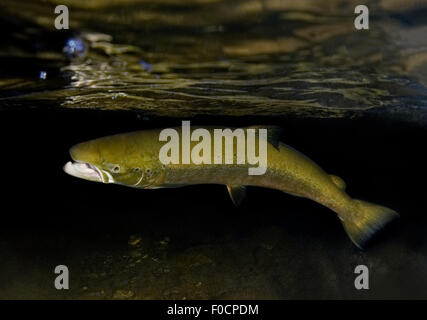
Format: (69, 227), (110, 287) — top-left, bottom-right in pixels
(64, 127), (398, 248)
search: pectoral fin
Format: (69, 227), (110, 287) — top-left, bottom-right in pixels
(227, 185), (247, 206)
(285, 191), (304, 198)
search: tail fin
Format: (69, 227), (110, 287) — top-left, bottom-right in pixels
(341, 200), (399, 249)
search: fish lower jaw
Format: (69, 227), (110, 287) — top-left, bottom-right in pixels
(63, 161), (104, 183)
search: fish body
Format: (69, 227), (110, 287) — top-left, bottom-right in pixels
(64, 126), (398, 248)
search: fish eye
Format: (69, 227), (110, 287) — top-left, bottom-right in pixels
(112, 165), (120, 173)
(145, 168), (151, 174)
(133, 167), (140, 173)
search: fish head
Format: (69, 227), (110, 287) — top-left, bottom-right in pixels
(64, 134), (164, 188)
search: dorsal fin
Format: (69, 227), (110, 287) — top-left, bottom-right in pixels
(247, 125), (282, 150)
(227, 185), (247, 206)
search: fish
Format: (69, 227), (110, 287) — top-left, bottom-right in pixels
(63, 126), (398, 248)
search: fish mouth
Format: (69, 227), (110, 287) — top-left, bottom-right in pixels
(63, 161), (105, 183)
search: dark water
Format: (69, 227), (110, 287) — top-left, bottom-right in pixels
(0, 0), (427, 299)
